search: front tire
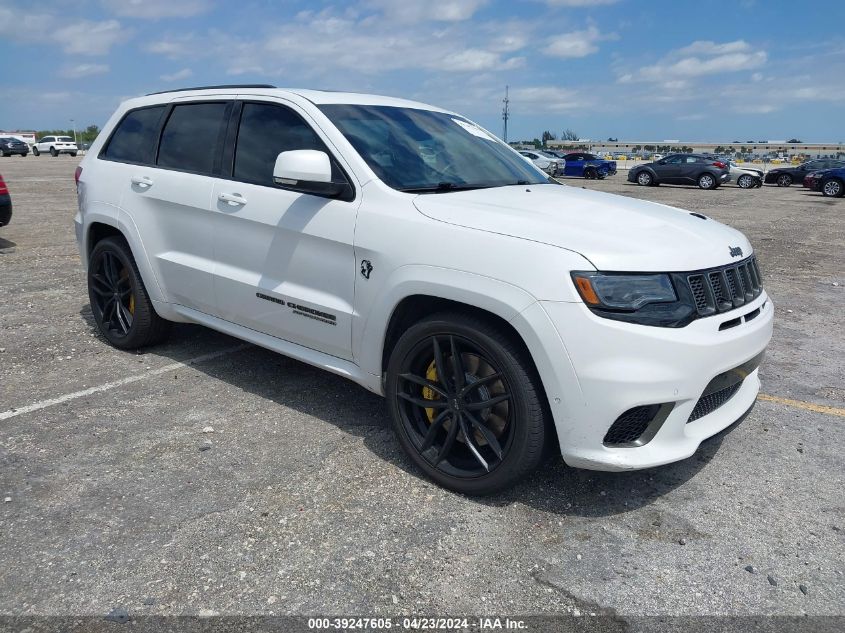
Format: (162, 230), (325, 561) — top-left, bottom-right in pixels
(88, 236), (170, 349)
(698, 173), (717, 189)
(822, 178), (844, 198)
(636, 170), (654, 186)
(584, 167), (597, 180)
(386, 312), (548, 495)
(737, 174), (754, 189)
(776, 174), (793, 187)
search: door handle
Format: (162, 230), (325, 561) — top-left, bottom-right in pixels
(130, 176), (153, 188)
(218, 192), (247, 206)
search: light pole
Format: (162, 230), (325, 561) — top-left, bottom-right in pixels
(70, 119), (77, 144)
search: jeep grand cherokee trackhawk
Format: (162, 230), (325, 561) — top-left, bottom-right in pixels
(75, 85), (773, 494)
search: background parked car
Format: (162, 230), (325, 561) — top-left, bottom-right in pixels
(0, 137), (29, 157)
(726, 160), (763, 188)
(0, 173), (11, 227)
(804, 167), (845, 197)
(32, 136), (78, 157)
(518, 150), (561, 176)
(764, 159), (845, 187)
(558, 152), (617, 179)
(628, 154), (730, 189)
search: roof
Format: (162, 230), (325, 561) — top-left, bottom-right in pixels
(140, 85), (451, 114)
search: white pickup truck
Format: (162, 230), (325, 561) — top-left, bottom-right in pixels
(32, 135), (78, 157)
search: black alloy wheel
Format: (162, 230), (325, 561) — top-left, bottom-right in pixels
(387, 313), (548, 495)
(87, 236), (169, 349)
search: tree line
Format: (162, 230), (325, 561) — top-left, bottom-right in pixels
(34, 125), (100, 143)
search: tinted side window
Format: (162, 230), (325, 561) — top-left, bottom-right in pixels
(158, 103), (228, 175)
(233, 102), (341, 185)
(103, 106), (165, 164)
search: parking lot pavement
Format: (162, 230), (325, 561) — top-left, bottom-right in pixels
(0, 158), (843, 619)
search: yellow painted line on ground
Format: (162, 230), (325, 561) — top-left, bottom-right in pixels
(758, 394), (845, 418)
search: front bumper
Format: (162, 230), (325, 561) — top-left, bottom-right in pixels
(1, 147), (28, 155)
(522, 291), (773, 471)
(719, 172), (731, 183)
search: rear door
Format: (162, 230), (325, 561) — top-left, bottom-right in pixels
(109, 100), (231, 315)
(210, 99), (359, 360)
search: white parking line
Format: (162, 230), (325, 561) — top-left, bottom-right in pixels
(0, 344), (250, 421)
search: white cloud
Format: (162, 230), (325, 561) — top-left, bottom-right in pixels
(509, 86), (583, 112)
(54, 20), (127, 55)
(61, 63), (110, 79)
(365, 0), (487, 22)
(100, 0), (210, 18)
(544, 26), (606, 58)
(543, 0), (620, 5)
(678, 40), (751, 55)
(160, 68), (193, 82)
(620, 40), (767, 83)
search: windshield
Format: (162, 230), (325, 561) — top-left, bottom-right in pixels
(319, 104), (548, 192)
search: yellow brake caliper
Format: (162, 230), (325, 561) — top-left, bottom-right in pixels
(120, 267), (135, 315)
(422, 360), (438, 422)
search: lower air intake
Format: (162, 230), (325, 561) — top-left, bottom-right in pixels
(687, 381), (743, 423)
(604, 405), (661, 446)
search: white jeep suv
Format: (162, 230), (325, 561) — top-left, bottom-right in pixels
(33, 135), (78, 157)
(74, 85), (773, 494)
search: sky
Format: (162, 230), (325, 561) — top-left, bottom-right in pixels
(1, 0), (844, 142)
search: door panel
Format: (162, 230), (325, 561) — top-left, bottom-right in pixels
(211, 100), (358, 360)
(122, 167), (217, 313)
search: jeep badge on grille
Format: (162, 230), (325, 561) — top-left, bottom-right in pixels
(729, 246), (743, 258)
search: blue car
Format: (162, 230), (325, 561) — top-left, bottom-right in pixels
(559, 152), (617, 179)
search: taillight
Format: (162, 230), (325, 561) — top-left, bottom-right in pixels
(713, 161), (727, 169)
(0, 174), (8, 195)
(74, 166), (83, 185)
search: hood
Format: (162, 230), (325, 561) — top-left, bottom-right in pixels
(413, 184), (752, 272)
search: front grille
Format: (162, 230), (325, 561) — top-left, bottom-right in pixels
(687, 381), (743, 423)
(685, 256), (763, 317)
(604, 405), (660, 446)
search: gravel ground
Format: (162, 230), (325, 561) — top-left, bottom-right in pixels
(0, 157), (842, 624)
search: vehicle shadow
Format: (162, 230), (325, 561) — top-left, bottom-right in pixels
(77, 308), (737, 518)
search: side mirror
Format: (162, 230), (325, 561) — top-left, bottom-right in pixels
(273, 150), (349, 198)
(657, 160), (667, 165)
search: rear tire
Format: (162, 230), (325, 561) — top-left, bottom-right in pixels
(698, 173), (717, 190)
(776, 174), (793, 187)
(70, 152), (78, 157)
(636, 170), (654, 186)
(822, 178), (844, 198)
(32, 147), (40, 156)
(87, 236), (170, 349)
(386, 312), (549, 495)
(50, 147), (58, 157)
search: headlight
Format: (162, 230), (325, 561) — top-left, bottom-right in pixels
(572, 272), (676, 310)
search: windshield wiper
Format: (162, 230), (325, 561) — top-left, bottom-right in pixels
(399, 182), (493, 194)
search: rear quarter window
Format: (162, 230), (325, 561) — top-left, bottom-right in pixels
(102, 106), (166, 164)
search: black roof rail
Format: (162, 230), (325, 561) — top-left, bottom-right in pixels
(146, 84), (277, 96)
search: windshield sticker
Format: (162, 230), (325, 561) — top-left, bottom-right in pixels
(451, 118), (497, 142)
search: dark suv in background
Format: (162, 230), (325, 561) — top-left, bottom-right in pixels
(628, 154), (730, 189)
(764, 159), (845, 187)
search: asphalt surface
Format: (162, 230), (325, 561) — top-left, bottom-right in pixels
(0, 157), (842, 622)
